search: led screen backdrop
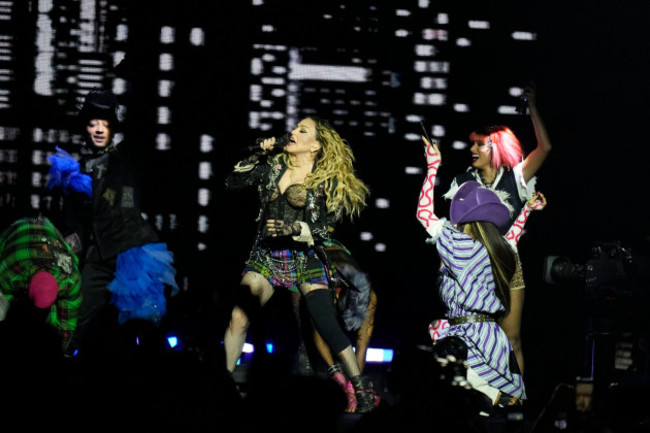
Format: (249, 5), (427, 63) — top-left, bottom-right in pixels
(1, 0), (648, 413)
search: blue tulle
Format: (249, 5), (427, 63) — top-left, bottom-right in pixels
(108, 243), (180, 324)
(46, 147), (92, 197)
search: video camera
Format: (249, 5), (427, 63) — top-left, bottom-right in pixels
(543, 241), (641, 298)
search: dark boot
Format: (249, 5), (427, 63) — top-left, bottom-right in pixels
(351, 375), (380, 414)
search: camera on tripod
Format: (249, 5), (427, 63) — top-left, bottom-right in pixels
(543, 241), (639, 297)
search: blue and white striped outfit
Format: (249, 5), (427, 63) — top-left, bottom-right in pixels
(433, 221), (526, 400)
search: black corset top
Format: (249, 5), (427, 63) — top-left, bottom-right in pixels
(269, 184), (308, 208)
(267, 183), (308, 223)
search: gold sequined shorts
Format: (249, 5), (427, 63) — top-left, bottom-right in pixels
(510, 253), (525, 291)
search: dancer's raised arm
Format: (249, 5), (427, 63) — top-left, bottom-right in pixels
(505, 192), (547, 248)
(416, 136), (443, 238)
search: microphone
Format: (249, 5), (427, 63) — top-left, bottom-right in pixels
(244, 133), (290, 153)
(516, 96), (528, 115)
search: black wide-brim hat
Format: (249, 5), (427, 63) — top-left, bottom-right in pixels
(77, 90), (120, 130)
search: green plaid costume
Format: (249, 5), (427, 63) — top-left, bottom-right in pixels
(0, 217), (81, 346)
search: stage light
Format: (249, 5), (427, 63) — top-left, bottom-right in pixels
(375, 198), (390, 209)
(365, 348), (394, 363)
(452, 140), (468, 150)
(157, 106), (171, 124)
(160, 26), (175, 44)
(158, 80), (173, 97)
(167, 335), (179, 349)
(405, 166), (423, 175)
(360, 232), (373, 241)
(231, 341), (394, 364)
(468, 20), (490, 29)
(155, 132), (171, 151)
(199, 134), (214, 152)
(189, 28), (205, 46)
(511, 31), (536, 41)
(198, 162), (212, 180)
(159, 53), (174, 71)
(197, 188), (210, 206)
(498, 105), (519, 115)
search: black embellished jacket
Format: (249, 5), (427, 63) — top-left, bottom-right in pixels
(226, 152), (339, 249)
(59, 142), (159, 262)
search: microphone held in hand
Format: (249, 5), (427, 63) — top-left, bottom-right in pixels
(244, 133), (290, 153)
(516, 96), (528, 115)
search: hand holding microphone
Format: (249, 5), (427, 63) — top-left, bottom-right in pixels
(517, 81), (537, 115)
(258, 137), (277, 152)
(244, 133), (290, 153)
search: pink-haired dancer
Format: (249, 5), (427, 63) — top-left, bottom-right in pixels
(417, 137), (544, 408)
(443, 84), (552, 374)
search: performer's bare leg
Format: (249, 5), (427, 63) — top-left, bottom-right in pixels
(224, 272), (274, 372)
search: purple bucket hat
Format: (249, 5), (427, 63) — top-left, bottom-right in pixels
(449, 181), (509, 227)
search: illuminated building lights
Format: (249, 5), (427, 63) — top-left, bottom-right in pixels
(453, 103), (469, 112)
(158, 80), (174, 97)
(512, 31), (536, 41)
(360, 232), (373, 241)
(159, 53), (174, 71)
(160, 26), (175, 44)
(468, 20), (490, 29)
(200, 134), (214, 152)
(405, 166), (423, 175)
(197, 188), (210, 206)
(198, 162), (212, 180)
(197, 215), (209, 233)
(155, 132), (171, 150)
(375, 198), (390, 209)
(189, 28), (205, 46)
(288, 64), (370, 82)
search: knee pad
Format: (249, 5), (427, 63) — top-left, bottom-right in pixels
(304, 289), (349, 354)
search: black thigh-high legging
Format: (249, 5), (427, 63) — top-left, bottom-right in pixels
(303, 289), (350, 355)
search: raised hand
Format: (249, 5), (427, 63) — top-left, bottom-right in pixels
(259, 137), (277, 152)
(526, 191), (546, 211)
(505, 192), (547, 246)
(417, 136), (442, 229)
(521, 82), (537, 108)
(422, 135), (441, 166)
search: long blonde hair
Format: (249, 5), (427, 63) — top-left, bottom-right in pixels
(284, 117), (369, 219)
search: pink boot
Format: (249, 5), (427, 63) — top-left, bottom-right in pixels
(329, 364), (357, 413)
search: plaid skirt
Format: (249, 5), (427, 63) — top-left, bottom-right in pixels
(244, 246), (333, 292)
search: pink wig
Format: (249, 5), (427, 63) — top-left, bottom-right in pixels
(469, 125), (523, 169)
